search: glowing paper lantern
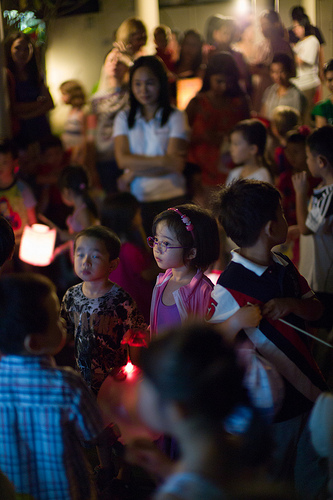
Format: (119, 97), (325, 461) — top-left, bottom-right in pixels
(19, 224), (56, 266)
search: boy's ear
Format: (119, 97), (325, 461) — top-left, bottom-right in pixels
(109, 257), (119, 272)
(318, 155), (328, 168)
(24, 333), (46, 355)
(264, 219), (273, 238)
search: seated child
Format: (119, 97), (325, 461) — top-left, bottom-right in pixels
(207, 179), (327, 499)
(311, 59), (333, 127)
(61, 225), (147, 394)
(0, 215), (15, 270)
(0, 139), (37, 271)
(0, 273), (109, 499)
(292, 125), (333, 330)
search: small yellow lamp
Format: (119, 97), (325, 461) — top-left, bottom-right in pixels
(19, 224), (56, 266)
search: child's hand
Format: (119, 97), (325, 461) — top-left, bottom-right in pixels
(292, 171), (308, 195)
(262, 298), (294, 321)
(126, 438), (174, 480)
(234, 304), (262, 330)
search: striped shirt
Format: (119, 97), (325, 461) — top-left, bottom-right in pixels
(0, 355), (104, 500)
(207, 250), (326, 422)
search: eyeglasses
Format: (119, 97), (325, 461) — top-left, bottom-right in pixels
(147, 236), (187, 254)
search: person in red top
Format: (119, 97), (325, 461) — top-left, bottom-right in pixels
(186, 52), (250, 205)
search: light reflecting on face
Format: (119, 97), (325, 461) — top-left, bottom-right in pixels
(11, 37), (33, 67)
(132, 66), (160, 108)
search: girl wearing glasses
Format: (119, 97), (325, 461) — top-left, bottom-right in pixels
(148, 204), (261, 337)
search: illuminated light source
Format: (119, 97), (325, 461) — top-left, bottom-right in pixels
(234, 0), (251, 15)
(19, 224), (56, 266)
(97, 364), (160, 445)
(176, 77), (202, 111)
(124, 361), (135, 374)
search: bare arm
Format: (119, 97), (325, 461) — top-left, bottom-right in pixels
(315, 115), (328, 128)
(218, 304), (262, 343)
(292, 171), (312, 235)
(114, 135), (187, 176)
(10, 83), (54, 120)
(262, 296), (324, 322)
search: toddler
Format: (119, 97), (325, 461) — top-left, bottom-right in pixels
(227, 119), (272, 184)
(61, 225), (147, 394)
(60, 80), (87, 165)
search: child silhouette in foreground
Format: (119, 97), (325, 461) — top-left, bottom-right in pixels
(126, 323), (296, 500)
(0, 273), (116, 500)
(207, 179), (327, 499)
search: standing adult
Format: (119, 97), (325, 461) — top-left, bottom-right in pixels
(114, 56), (188, 236)
(288, 6), (325, 82)
(115, 17), (147, 61)
(290, 13), (320, 126)
(5, 32), (54, 172)
(251, 10), (294, 112)
(89, 48), (131, 193)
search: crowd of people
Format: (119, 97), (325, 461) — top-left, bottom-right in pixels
(0, 5), (332, 500)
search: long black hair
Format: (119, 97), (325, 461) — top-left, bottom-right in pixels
(128, 55), (173, 128)
(201, 52), (244, 98)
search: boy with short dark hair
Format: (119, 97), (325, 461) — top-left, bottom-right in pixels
(0, 273), (106, 499)
(292, 125), (333, 329)
(207, 179), (327, 499)
(61, 225), (147, 394)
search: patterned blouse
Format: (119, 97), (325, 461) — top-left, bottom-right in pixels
(61, 282), (147, 393)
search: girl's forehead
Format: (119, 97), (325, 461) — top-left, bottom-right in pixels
(156, 220), (177, 238)
(133, 66), (157, 80)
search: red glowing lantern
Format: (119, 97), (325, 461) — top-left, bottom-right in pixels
(19, 224), (56, 266)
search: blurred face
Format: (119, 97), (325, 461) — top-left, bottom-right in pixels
(181, 34), (201, 61)
(285, 142), (306, 171)
(214, 25), (233, 46)
(138, 377), (170, 433)
(42, 146), (63, 168)
(270, 62), (289, 86)
(129, 30), (147, 54)
(0, 153), (14, 187)
(325, 70), (333, 93)
(74, 236), (115, 283)
(292, 21), (305, 40)
(260, 17), (272, 38)
(104, 50), (129, 82)
(11, 37), (33, 67)
(306, 146), (321, 178)
(155, 31), (168, 50)
(210, 73), (227, 96)
(230, 131), (253, 165)
(132, 66), (160, 108)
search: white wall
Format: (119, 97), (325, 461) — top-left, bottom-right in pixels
(46, 0), (327, 132)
